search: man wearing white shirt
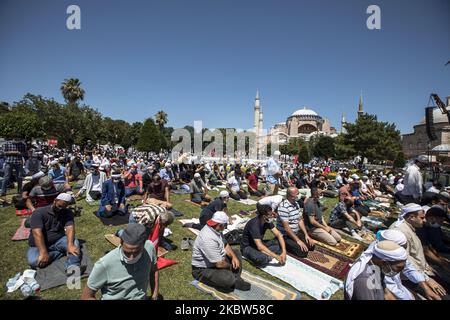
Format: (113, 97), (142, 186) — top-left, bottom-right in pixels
(400, 156), (427, 204)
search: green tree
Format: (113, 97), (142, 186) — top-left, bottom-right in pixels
(393, 151), (406, 168)
(336, 114), (402, 162)
(312, 135), (336, 159)
(297, 144), (311, 164)
(121, 121), (143, 150)
(60, 78), (85, 105)
(0, 109), (43, 141)
(136, 118), (161, 152)
(155, 110), (168, 128)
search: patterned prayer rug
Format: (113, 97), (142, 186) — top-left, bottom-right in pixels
(314, 238), (364, 260)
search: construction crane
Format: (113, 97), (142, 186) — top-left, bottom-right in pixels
(430, 93), (450, 123)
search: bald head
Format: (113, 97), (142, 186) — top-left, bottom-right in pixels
(287, 187), (299, 202)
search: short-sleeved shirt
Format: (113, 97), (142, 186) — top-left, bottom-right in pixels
(304, 198), (323, 230)
(28, 205), (74, 247)
(190, 179), (206, 194)
(192, 225), (227, 268)
(124, 172), (142, 189)
(87, 240), (156, 300)
(49, 167), (66, 184)
(199, 198), (227, 227)
(339, 186), (351, 202)
(241, 216), (274, 250)
(227, 176), (240, 193)
(329, 201), (351, 224)
(247, 173), (258, 190)
(257, 195), (283, 211)
(146, 180), (169, 201)
(277, 199), (302, 236)
(345, 264), (385, 300)
(29, 184), (66, 208)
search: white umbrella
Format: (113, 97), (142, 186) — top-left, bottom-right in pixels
(432, 144), (450, 152)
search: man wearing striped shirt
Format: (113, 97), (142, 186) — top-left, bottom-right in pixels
(277, 187), (315, 258)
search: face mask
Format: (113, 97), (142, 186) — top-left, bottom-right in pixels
(113, 178), (120, 183)
(381, 264), (398, 277)
(120, 247), (143, 264)
(268, 218), (276, 224)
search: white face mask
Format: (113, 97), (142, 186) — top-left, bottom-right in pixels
(268, 218), (276, 224)
(120, 247), (143, 264)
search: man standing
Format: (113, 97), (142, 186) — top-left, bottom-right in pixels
(277, 187), (315, 258)
(400, 156), (427, 204)
(81, 224), (158, 300)
(1, 136), (27, 196)
(191, 211), (251, 293)
(265, 150), (282, 196)
(27, 193), (81, 274)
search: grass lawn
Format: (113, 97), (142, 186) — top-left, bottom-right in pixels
(0, 189), (349, 300)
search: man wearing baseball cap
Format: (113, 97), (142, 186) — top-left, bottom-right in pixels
(82, 223), (158, 300)
(27, 193), (81, 273)
(189, 172), (211, 204)
(191, 211), (251, 292)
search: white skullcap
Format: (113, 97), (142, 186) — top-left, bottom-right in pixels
(378, 229), (407, 246)
(165, 162), (171, 167)
(56, 193), (73, 202)
(32, 171), (45, 180)
(219, 191), (229, 198)
(347, 178), (354, 183)
(111, 174), (122, 179)
(373, 241), (407, 261)
(273, 150), (281, 156)
(351, 174), (360, 180)
(50, 160), (59, 166)
(400, 203), (422, 218)
(194, 173), (201, 178)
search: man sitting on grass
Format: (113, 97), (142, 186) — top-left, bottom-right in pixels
(81, 224), (159, 300)
(328, 197), (364, 241)
(27, 193), (81, 275)
(97, 171), (128, 218)
(191, 211), (251, 293)
(143, 174), (173, 209)
(75, 163), (107, 204)
(190, 173), (211, 204)
(123, 164), (144, 198)
(241, 204), (286, 267)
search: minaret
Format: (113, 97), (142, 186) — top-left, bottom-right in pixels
(253, 90), (260, 139)
(358, 90), (364, 118)
(341, 112), (347, 134)
(258, 110), (264, 157)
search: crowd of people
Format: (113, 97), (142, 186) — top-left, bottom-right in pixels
(1, 137), (450, 300)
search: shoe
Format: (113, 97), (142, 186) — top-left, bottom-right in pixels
(183, 222), (194, 228)
(234, 277), (251, 291)
(181, 237), (190, 250)
(188, 237), (195, 247)
(160, 239), (177, 251)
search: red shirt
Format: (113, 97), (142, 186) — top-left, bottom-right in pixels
(124, 171), (142, 189)
(247, 173), (258, 190)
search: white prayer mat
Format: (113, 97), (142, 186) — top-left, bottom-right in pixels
(234, 198), (258, 206)
(257, 255), (343, 300)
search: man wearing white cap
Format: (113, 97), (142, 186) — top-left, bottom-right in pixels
(390, 203), (450, 292)
(190, 173), (211, 204)
(159, 162), (174, 183)
(345, 240), (408, 300)
(27, 193), (81, 274)
(191, 211), (251, 292)
(376, 229), (446, 300)
(400, 156), (427, 204)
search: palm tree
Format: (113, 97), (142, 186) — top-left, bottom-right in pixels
(155, 110), (168, 128)
(60, 78), (85, 105)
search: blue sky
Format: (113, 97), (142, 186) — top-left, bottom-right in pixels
(1, 0), (449, 134)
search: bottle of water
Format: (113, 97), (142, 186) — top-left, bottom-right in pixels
(28, 279), (40, 294)
(20, 284), (32, 297)
(322, 287), (332, 299)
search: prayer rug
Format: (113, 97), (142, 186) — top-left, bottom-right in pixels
(257, 255), (343, 300)
(234, 198), (258, 206)
(36, 243), (93, 291)
(314, 238), (364, 260)
(127, 194), (144, 201)
(97, 213), (130, 226)
(11, 218), (30, 241)
(292, 246), (352, 280)
(191, 270), (301, 300)
(15, 209), (33, 216)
